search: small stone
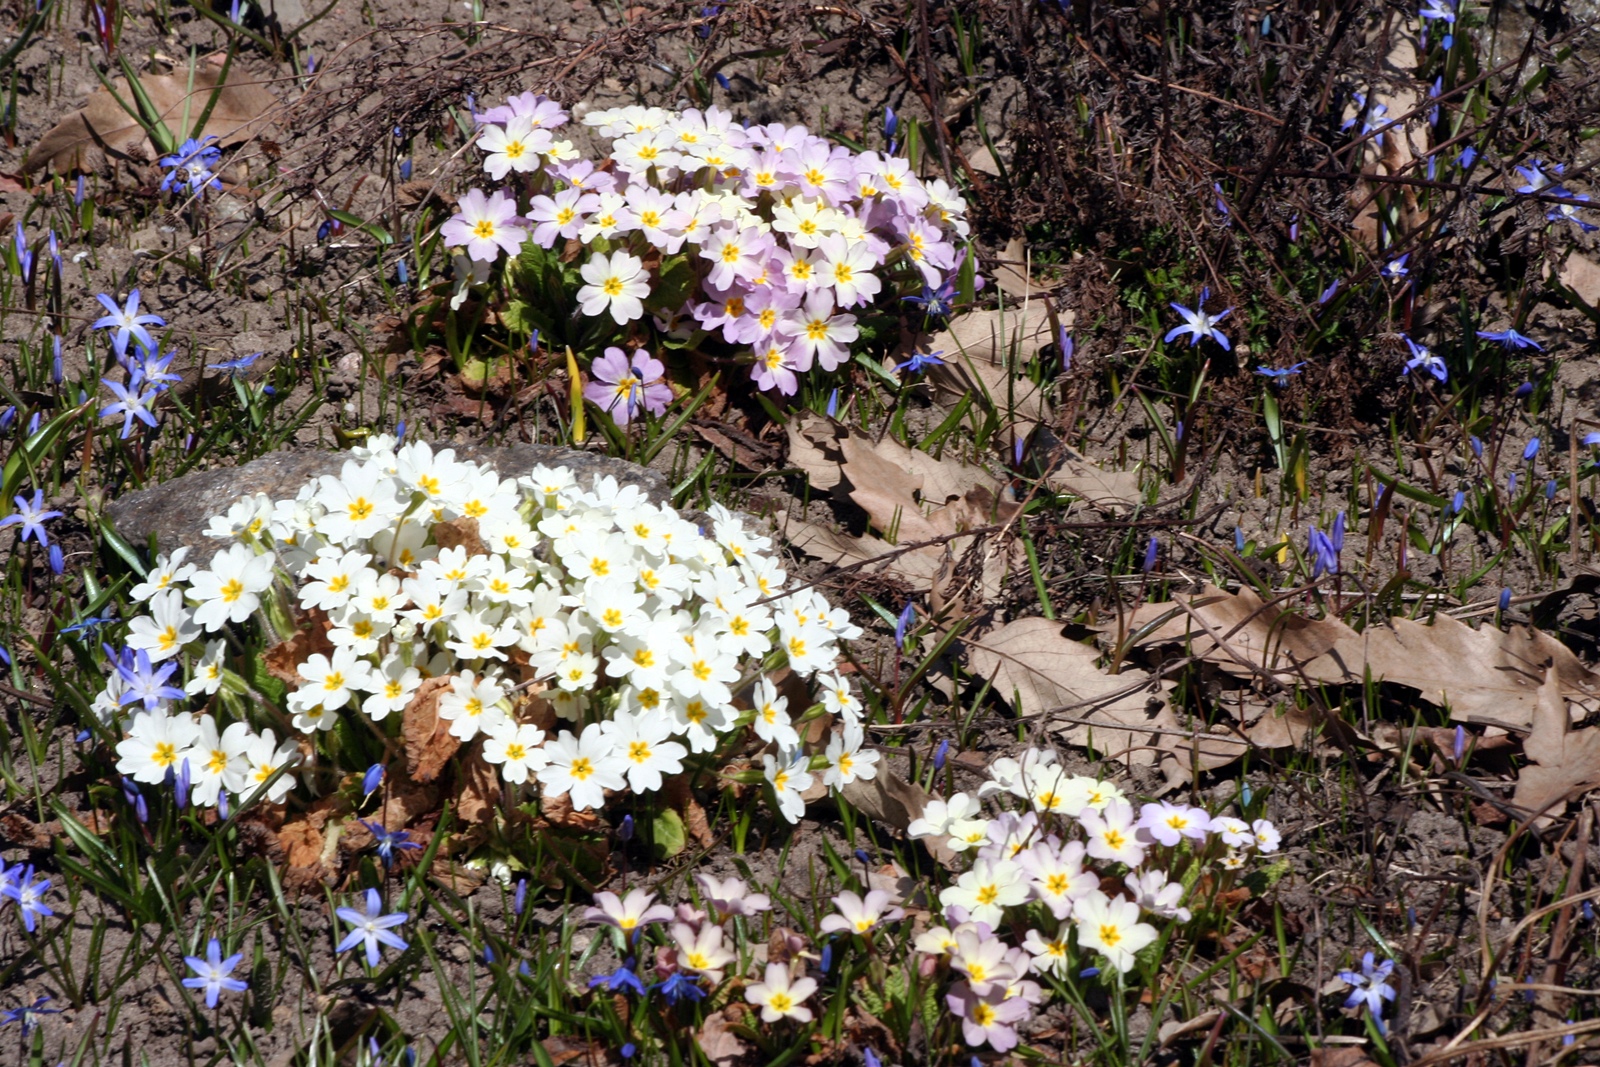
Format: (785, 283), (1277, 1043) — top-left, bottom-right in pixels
(105, 442), (670, 556)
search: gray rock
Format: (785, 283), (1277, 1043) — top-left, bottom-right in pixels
(105, 442), (670, 557)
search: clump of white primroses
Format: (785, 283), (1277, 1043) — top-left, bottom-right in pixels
(98, 436), (869, 822)
(901, 748), (1281, 1052)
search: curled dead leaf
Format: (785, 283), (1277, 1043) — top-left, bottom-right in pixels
(1512, 668), (1600, 828)
(433, 516), (489, 557)
(23, 65), (277, 176)
(402, 676), (461, 783)
(454, 743), (502, 826)
(1120, 584), (1600, 730)
(261, 607), (335, 686)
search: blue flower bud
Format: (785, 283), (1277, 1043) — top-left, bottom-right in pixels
(715, 72), (731, 90)
(1453, 725), (1466, 763)
(933, 738), (949, 771)
(218, 789), (229, 819)
(395, 419), (407, 445)
(363, 763), (385, 796)
(1513, 381), (1533, 399)
(1523, 437), (1540, 462)
(396, 258), (409, 285)
(75, 174), (85, 206)
(1079, 966), (1101, 978)
(1547, 479), (1558, 501)
(483, 945), (495, 963)
(175, 757), (191, 810)
(826, 388), (838, 418)
(620, 1044), (637, 1061)
(820, 943), (833, 973)
(74, 729), (91, 743)
(399, 158), (412, 181)
(1451, 489), (1465, 514)
(619, 813), (634, 841)
(48, 545), (63, 574)
(1499, 588), (1512, 614)
(1143, 535), (1159, 573)
(1240, 782), (1252, 806)
(1470, 435), (1483, 458)
(514, 877), (528, 915)
(1234, 527), (1245, 553)
(854, 848), (871, 865)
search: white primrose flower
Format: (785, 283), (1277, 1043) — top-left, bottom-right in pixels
(749, 677), (799, 749)
(1081, 799), (1146, 867)
(1022, 926), (1073, 978)
(537, 723), (628, 810)
(821, 721), (878, 789)
(240, 728), (300, 804)
(763, 747), (813, 824)
(1073, 890), (1159, 974)
(482, 720), (549, 784)
(437, 670), (510, 742)
(906, 792), (982, 840)
(130, 547), (197, 602)
(602, 708), (687, 793)
(187, 543), (275, 631)
(116, 708), (202, 784)
(363, 656), (422, 720)
(478, 116), (552, 180)
(670, 921), (735, 983)
(576, 250), (651, 325)
(312, 460), (402, 544)
(126, 589), (201, 661)
(939, 857), (1030, 929)
(818, 889), (904, 935)
(182, 717), (255, 806)
(185, 640), (227, 696)
(289, 647), (373, 718)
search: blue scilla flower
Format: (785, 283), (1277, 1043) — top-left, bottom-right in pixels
(159, 137), (224, 198)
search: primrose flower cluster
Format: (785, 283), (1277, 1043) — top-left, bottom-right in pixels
(94, 435), (867, 819)
(904, 748), (1280, 1051)
(441, 93), (973, 397)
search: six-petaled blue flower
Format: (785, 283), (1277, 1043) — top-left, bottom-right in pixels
(1164, 288), (1232, 350)
(182, 937), (249, 1008)
(1338, 952), (1396, 1033)
(0, 490), (63, 547)
(336, 888), (409, 968)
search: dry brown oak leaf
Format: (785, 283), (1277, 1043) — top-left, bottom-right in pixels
(1512, 667), (1600, 829)
(23, 64), (276, 175)
(967, 616), (1245, 783)
(1119, 584), (1600, 731)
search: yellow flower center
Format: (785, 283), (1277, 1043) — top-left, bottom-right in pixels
(219, 578), (244, 603)
(570, 757), (593, 780)
(472, 219), (496, 240)
(153, 742), (178, 767)
(603, 276), (624, 296)
(1099, 924), (1123, 947)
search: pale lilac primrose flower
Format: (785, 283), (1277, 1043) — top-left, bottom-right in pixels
(819, 889), (905, 935)
(1124, 868), (1192, 921)
(1136, 801), (1211, 847)
(694, 874), (772, 918)
(92, 290), (165, 357)
(1402, 337), (1446, 382)
(946, 980), (1030, 1052)
(670, 921), (736, 983)
(182, 938), (249, 1008)
(744, 962), (817, 1022)
(584, 347), (672, 425)
(335, 888), (409, 967)
(440, 188), (527, 263)
(585, 889), (674, 936)
(1164, 288), (1232, 349)
(1338, 952), (1397, 1034)
(0, 490), (62, 546)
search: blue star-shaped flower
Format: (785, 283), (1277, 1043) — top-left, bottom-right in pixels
(1476, 328), (1542, 350)
(0, 490), (63, 547)
(1164, 287), (1232, 350)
